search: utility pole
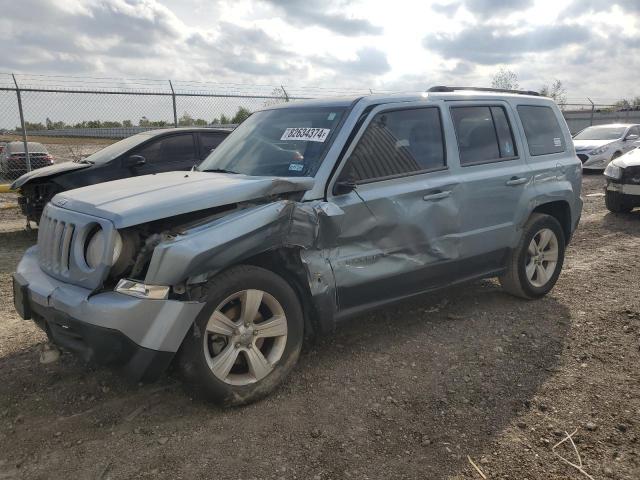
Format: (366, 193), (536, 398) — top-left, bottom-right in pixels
(169, 80), (178, 127)
(12, 74), (30, 173)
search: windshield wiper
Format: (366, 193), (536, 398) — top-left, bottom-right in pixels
(201, 168), (239, 174)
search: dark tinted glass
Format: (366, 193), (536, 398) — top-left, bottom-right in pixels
(344, 107), (445, 182)
(491, 107), (517, 157)
(136, 134), (196, 164)
(199, 133), (227, 160)
(517, 105), (565, 156)
(451, 107), (500, 165)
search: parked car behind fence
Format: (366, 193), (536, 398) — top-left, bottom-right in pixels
(0, 142), (54, 180)
(12, 127), (231, 224)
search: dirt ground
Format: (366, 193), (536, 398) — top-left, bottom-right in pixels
(0, 173), (638, 480)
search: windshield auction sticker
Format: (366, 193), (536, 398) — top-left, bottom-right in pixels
(281, 128), (331, 142)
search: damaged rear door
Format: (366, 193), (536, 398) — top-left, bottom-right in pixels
(327, 103), (460, 313)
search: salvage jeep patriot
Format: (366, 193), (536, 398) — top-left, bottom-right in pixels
(13, 87), (582, 406)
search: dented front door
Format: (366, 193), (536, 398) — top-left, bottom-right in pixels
(326, 104), (461, 313)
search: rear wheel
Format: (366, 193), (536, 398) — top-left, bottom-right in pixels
(500, 213), (566, 299)
(605, 190), (633, 213)
(178, 265), (304, 406)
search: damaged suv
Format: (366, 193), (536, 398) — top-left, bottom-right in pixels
(13, 87), (582, 406)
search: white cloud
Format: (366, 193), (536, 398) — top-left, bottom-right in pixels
(0, 0), (639, 102)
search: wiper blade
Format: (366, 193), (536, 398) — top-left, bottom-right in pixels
(202, 168), (239, 174)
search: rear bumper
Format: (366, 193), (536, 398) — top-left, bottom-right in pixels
(14, 246), (204, 381)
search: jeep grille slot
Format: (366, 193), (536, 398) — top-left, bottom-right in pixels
(39, 214), (74, 274)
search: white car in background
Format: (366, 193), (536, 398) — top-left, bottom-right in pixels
(573, 124), (640, 170)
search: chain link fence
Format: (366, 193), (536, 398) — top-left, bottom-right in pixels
(0, 73), (375, 182)
(1, 72), (637, 182)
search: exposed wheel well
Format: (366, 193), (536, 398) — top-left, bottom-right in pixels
(532, 201), (573, 244)
(241, 248), (322, 338)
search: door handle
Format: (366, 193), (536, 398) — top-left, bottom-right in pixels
(423, 190), (451, 201)
(505, 177), (528, 186)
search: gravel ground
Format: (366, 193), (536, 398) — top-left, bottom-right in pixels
(0, 173), (638, 480)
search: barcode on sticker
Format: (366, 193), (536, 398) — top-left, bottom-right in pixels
(281, 128), (330, 142)
(553, 137), (562, 147)
(288, 163), (304, 171)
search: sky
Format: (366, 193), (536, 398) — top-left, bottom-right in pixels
(1, 0), (639, 104)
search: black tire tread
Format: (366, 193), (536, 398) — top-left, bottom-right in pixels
(500, 213), (565, 300)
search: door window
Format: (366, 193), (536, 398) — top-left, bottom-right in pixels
(199, 133), (227, 160)
(517, 105), (565, 156)
(450, 106), (517, 166)
(135, 134), (196, 164)
(342, 107), (445, 183)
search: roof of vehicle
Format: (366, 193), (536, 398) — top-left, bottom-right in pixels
(263, 88), (550, 112)
(581, 123), (640, 128)
(6, 141), (48, 153)
(135, 127), (234, 138)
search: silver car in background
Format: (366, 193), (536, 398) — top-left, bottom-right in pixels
(573, 124), (640, 170)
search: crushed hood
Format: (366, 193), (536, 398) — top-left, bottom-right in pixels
(573, 139), (613, 151)
(51, 171), (315, 228)
(12, 161), (91, 189)
(612, 147), (640, 168)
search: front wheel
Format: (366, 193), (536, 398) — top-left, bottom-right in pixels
(178, 265), (304, 406)
(605, 190), (633, 213)
(500, 213), (566, 299)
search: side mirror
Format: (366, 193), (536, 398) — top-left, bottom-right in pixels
(124, 155), (146, 168)
(333, 178), (357, 196)
(625, 134), (639, 141)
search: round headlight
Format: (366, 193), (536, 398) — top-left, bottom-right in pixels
(85, 228), (123, 269)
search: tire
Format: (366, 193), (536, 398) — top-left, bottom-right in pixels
(605, 190), (633, 213)
(178, 265), (304, 406)
(500, 213), (566, 299)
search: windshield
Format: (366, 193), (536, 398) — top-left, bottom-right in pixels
(198, 106), (346, 177)
(574, 126), (626, 141)
(82, 132), (155, 164)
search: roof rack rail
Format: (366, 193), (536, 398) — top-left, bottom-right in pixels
(427, 86), (540, 96)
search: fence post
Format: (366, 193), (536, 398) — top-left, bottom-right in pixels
(281, 85), (289, 102)
(12, 74), (31, 173)
(169, 80), (178, 127)
(587, 97), (595, 127)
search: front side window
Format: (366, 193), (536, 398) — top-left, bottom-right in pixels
(199, 133), (227, 160)
(342, 107), (445, 183)
(198, 107), (346, 177)
(573, 126), (627, 141)
(135, 134), (196, 164)
(517, 105), (566, 156)
(451, 106), (517, 166)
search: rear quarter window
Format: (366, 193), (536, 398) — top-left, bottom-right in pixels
(517, 105), (565, 156)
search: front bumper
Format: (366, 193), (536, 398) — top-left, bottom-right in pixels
(578, 152), (611, 170)
(14, 246), (204, 381)
(606, 180), (640, 199)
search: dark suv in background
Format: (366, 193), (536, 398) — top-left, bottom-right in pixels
(12, 127), (231, 223)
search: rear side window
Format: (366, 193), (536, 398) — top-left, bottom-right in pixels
(135, 134), (196, 164)
(344, 107), (445, 183)
(517, 105), (565, 156)
(199, 133), (227, 160)
(451, 106), (517, 166)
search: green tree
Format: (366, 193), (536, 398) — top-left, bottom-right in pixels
(178, 112), (194, 126)
(231, 107), (251, 124)
(122, 120), (133, 128)
(491, 68), (519, 90)
(539, 79), (567, 109)
(219, 114), (230, 125)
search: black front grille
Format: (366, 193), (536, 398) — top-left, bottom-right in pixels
(577, 154), (588, 163)
(623, 166), (640, 184)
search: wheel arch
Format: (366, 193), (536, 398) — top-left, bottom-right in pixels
(226, 247), (333, 339)
(532, 200), (572, 244)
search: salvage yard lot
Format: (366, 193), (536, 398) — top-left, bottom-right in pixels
(0, 174), (638, 479)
